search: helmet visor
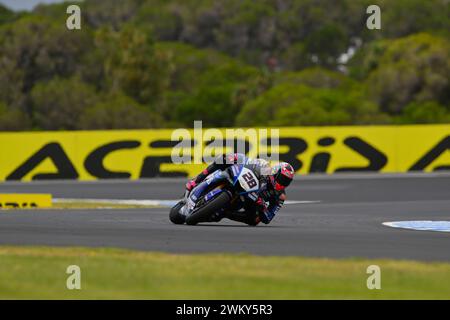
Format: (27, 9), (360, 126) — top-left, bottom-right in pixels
(276, 172), (293, 187)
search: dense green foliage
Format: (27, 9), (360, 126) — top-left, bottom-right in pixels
(0, 0), (448, 130)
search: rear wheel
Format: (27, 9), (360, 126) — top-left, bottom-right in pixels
(185, 192), (231, 225)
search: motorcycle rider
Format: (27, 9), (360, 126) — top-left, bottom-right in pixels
(185, 153), (295, 226)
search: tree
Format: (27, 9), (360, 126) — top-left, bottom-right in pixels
(134, 0), (184, 41)
(134, 0), (359, 69)
(114, 26), (171, 106)
(0, 15), (94, 111)
(1, 0), (449, 130)
(275, 67), (355, 89)
(397, 101), (450, 124)
(377, 0), (450, 39)
(236, 83), (389, 126)
(30, 77), (99, 130)
(89, 26), (171, 108)
(0, 57), (26, 110)
(0, 4), (15, 25)
(32, 2), (70, 22)
(361, 33), (450, 114)
(303, 24), (348, 68)
(156, 42), (259, 127)
(83, 0), (144, 30)
(0, 101), (31, 131)
(79, 93), (162, 129)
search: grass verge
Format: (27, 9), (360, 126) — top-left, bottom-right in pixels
(0, 246), (449, 299)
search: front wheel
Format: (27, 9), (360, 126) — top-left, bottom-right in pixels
(185, 192), (231, 225)
(169, 201), (186, 224)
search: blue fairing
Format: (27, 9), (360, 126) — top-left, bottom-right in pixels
(204, 188), (224, 202)
(199, 162), (259, 208)
(230, 164), (244, 186)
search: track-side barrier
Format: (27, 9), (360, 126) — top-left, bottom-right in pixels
(0, 194), (52, 209)
(0, 125), (449, 181)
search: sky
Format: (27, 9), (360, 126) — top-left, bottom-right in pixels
(0, 0), (78, 11)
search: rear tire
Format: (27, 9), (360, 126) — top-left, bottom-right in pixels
(185, 192), (231, 225)
(169, 201), (186, 224)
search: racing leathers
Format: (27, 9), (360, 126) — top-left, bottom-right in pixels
(187, 153), (286, 225)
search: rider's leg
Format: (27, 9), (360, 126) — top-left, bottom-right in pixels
(186, 154), (242, 191)
(186, 156), (226, 190)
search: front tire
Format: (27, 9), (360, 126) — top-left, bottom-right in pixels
(169, 201), (186, 224)
(185, 192), (231, 225)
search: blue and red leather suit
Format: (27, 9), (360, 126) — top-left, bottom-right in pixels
(187, 154), (286, 225)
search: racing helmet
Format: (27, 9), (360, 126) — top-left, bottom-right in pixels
(270, 162), (295, 191)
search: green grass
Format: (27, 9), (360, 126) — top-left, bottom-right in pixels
(0, 246), (449, 299)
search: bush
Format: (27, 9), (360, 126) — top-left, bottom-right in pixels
(157, 42), (259, 126)
(1, 0), (449, 129)
(0, 4), (15, 25)
(396, 101), (450, 124)
(354, 33), (450, 114)
(236, 83), (389, 126)
(109, 26), (171, 106)
(30, 77), (99, 130)
(275, 68), (355, 89)
(79, 93), (162, 129)
(0, 102), (31, 131)
(0, 14), (94, 85)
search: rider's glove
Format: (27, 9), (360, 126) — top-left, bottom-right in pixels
(255, 197), (266, 208)
(255, 197), (270, 224)
(186, 180), (197, 191)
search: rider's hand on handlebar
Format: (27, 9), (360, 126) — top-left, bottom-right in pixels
(255, 197), (267, 209)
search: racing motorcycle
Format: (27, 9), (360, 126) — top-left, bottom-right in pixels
(169, 163), (262, 225)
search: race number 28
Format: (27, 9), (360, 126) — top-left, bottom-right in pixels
(242, 172), (257, 188)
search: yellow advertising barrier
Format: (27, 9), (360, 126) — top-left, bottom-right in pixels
(0, 125), (449, 181)
(0, 194), (52, 209)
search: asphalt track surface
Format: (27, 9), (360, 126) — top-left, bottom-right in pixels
(0, 173), (449, 261)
